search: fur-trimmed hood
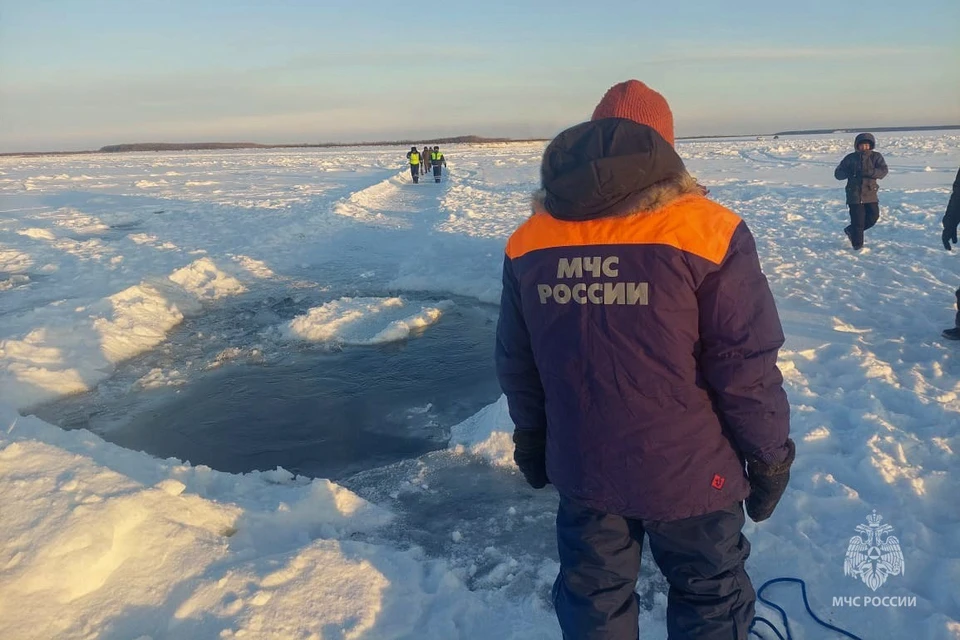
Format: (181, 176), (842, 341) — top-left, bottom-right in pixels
(536, 117), (696, 222)
(532, 172), (703, 218)
(854, 132), (876, 150)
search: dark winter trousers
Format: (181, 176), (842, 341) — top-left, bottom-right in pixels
(552, 496), (755, 640)
(954, 287), (960, 328)
(410, 164), (419, 183)
(846, 203), (880, 249)
(433, 164), (442, 182)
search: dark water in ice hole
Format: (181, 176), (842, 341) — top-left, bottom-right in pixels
(38, 300), (504, 480)
(32, 292), (675, 606)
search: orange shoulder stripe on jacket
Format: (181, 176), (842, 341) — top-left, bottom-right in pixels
(505, 196), (742, 265)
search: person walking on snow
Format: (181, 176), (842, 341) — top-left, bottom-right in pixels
(496, 79), (794, 640)
(834, 133), (889, 250)
(939, 167), (960, 340)
(430, 146), (446, 183)
(406, 146), (421, 183)
(420, 145), (431, 176)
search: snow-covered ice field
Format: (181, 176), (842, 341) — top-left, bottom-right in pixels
(1, 132), (958, 639)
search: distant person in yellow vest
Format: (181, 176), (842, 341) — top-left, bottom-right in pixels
(421, 146), (431, 176)
(430, 146), (446, 183)
(406, 146), (421, 183)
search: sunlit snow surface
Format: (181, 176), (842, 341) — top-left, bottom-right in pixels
(1, 135), (959, 638)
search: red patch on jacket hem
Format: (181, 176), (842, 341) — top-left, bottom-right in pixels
(711, 474), (725, 490)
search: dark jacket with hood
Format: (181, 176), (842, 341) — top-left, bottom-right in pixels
(834, 133), (889, 205)
(495, 118), (791, 521)
(942, 167), (960, 232)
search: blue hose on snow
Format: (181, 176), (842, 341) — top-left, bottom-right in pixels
(749, 577), (863, 640)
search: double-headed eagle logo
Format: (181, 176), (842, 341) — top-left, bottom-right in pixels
(843, 510), (904, 591)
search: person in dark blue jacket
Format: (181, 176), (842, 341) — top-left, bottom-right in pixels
(496, 80), (794, 640)
(940, 167), (960, 340)
(834, 133), (889, 250)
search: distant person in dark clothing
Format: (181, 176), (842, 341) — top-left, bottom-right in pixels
(834, 133), (889, 250)
(940, 167), (960, 340)
(430, 146), (446, 182)
(406, 146), (421, 183)
(421, 146), (431, 176)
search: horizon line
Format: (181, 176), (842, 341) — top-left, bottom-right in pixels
(3, 124), (959, 158)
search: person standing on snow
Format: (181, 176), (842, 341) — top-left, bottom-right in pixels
(430, 145), (446, 183)
(939, 167), (960, 340)
(834, 133), (889, 250)
(421, 145), (431, 177)
(496, 80), (794, 640)
(406, 146), (421, 183)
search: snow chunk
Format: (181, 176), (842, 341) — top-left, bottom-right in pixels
(449, 395), (516, 467)
(283, 297), (453, 345)
(169, 256), (246, 300)
(17, 228), (56, 241)
(0, 245), (34, 272)
(134, 179), (168, 188)
(156, 478), (186, 496)
(0, 274), (30, 291)
(232, 254), (276, 278)
(93, 283), (191, 363)
(136, 367), (186, 389)
(804, 426), (831, 441)
(0, 257), (247, 411)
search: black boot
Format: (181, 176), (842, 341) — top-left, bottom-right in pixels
(943, 327), (960, 340)
(844, 225), (862, 250)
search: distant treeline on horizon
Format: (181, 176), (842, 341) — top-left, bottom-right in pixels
(679, 124), (960, 140)
(97, 135), (527, 154)
(3, 126), (958, 157)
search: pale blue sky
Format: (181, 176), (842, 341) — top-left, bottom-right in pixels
(1, 0), (957, 151)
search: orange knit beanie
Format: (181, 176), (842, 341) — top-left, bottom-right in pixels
(591, 80), (675, 146)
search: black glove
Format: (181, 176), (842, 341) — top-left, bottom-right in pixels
(513, 429), (548, 489)
(745, 438), (795, 522)
(943, 226), (958, 251)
